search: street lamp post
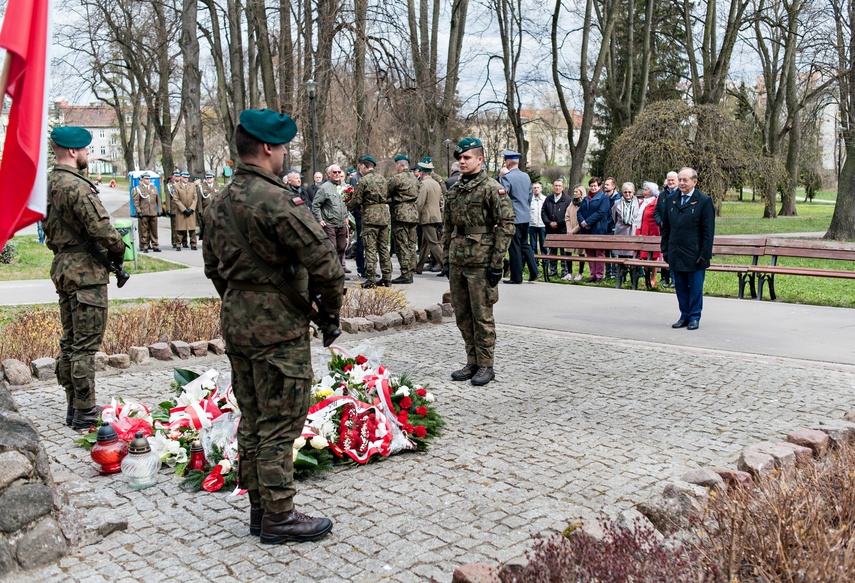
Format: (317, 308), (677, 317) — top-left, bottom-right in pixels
(443, 138), (452, 176)
(305, 79), (318, 174)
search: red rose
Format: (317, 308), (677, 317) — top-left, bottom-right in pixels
(355, 355), (367, 365)
(397, 411), (409, 422)
(400, 396), (413, 409)
(413, 425), (427, 438)
(415, 406), (428, 417)
(343, 364), (353, 372)
(416, 388), (427, 397)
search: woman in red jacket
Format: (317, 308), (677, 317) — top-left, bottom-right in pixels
(638, 181), (662, 285)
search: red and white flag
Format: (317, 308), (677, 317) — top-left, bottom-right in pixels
(0, 0), (51, 249)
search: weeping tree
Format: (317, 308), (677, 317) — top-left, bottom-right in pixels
(605, 100), (761, 214)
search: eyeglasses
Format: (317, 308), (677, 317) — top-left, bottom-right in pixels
(331, 171), (343, 174)
(622, 190), (633, 193)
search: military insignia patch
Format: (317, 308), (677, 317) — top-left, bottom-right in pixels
(291, 196), (304, 205)
(498, 189), (507, 195)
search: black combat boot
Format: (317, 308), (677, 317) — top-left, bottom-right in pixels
(390, 275), (413, 284)
(72, 406), (101, 430)
(377, 279), (391, 287)
(470, 367), (495, 386)
(249, 505), (264, 536)
(362, 280), (376, 289)
(451, 364), (478, 381)
(65, 403), (74, 426)
(260, 508), (333, 544)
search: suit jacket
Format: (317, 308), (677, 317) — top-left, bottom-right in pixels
(659, 188), (715, 272)
(417, 175), (443, 224)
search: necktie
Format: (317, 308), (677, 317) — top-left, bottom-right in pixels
(681, 195), (689, 205)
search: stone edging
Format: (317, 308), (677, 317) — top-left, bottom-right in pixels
(0, 302), (455, 387)
(451, 413), (855, 583)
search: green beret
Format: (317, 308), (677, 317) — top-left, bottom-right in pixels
(50, 126), (91, 149)
(394, 154), (409, 163)
(453, 137), (482, 160)
(346, 167), (356, 175)
(239, 109), (298, 145)
(420, 156), (432, 164)
(359, 155), (377, 166)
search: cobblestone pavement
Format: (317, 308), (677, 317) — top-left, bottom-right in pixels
(6, 323), (855, 582)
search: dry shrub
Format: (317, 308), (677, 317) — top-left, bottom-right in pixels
(340, 287), (409, 318)
(0, 306), (63, 364)
(102, 299), (221, 354)
(699, 446), (855, 583)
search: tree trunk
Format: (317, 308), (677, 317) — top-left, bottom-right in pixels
(181, 0), (205, 178)
(826, 140), (855, 239)
(354, 0), (368, 155)
(247, 0), (277, 109)
(199, 0), (237, 161)
(279, 0), (294, 114)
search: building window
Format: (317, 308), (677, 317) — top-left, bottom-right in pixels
(99, 130), (105, 138)
(100, 146), (106, 155)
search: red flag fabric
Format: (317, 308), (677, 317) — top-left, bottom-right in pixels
(0, 0), (51, 249)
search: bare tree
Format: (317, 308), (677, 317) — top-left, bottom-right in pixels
(181, 0), (206, 177)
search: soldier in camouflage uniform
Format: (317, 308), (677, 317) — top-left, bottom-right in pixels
(386, 154), (419, 284)
(45, 126), (127, 429)
(441, 138), (516, 387)
(196, 172), (219, 240)
(347, 156), (391, 288)
(203, 109), (344, 544)
(131, 173), (161, 252)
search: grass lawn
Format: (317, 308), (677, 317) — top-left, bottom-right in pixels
(0, 235), (185, 281)
(716, 200), (835, 236)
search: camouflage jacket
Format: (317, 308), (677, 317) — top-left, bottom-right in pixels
(44, 164), (125, 292)
(441, 169), (516, 269)
(198, 182), (219, 214)
(202, 163), (345, 349)
(386, 170), (419, 223)
(348, 169), (389, 225)
(132, 183), (160, 217)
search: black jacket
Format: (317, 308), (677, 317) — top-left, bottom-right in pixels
(654, 185), (676, 226)
(541, 193), (572, 234)
(660, 188), (715, 272)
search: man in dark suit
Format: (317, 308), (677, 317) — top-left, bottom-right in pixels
(660, 167), (715, 330)
(655, 171), (678, 287)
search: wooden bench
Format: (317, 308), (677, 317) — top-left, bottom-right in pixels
(536, 234), (767, 299)
(749, 239), (855, 300)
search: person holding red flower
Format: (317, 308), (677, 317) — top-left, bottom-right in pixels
(311, 164), (351, 272)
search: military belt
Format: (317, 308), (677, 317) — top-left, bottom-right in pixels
(227, 279), (308, 293)
(363, 203), (388, 210)
(455, 226), (494, 236)
(56, 244), (87, 253)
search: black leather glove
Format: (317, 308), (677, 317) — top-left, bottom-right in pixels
(444, 263), (450, 279)
(486, 267), (503, 287)
(108, 247), (125, 266)
(183, 209), (193, 216)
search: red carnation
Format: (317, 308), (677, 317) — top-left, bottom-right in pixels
(400, 396), (413, 409)
(343, 364), (353, 372)
(413, 425), (427, 438)
(397, 410), (409, 423)
(416, 388), (427, 397)
(403, 423), (415, 434)
(355, 355), (367, 365)
(415, 406), (428, 417)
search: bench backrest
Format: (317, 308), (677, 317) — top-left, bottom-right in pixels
(543, 234), (767, 257)
(764, 238), (855, 262)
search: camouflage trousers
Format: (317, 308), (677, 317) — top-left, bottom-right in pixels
(449, 265), (499, 367)
(227, 334), (312, 513)
(137, 216), (159, 249)
(392, 221), (418, 278)
(56, 285), (108, 410)
(362, 223), (392, 281)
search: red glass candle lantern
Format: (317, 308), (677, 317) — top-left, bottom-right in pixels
(188, 439), (208, 472)
(90, 424), (129, 475)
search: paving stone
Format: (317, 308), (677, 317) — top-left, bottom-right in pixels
(147, 343), (173, 361)
(93, 352), (108, 372)
(31, 358), (57, 381)
(425, 304), (443, 323)
(107, 354), (131, 369)
(128, 347), (150, 365)
(787, 428), (829, 457)
(1, 359), (31, 385)
(189, 341), (209, 357)
(170, 341), (191, 360)
(365, 315), (388, 332)
(207, 339), (226, 355)
(0, 451), (33, 490)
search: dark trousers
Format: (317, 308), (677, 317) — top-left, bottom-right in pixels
(508, 222), (538, 282)
(528, 226), (546, 254)
(353, 210), (365, 274)
(673, 269), (706, 321)
(323, 225), (348, 267)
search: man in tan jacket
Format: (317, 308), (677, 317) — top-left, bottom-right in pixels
(415, 160), (444, 274)
(173, 171), (198, 250)
(131, 173), (161, 252)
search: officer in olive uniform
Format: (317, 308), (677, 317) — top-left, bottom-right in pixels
(165, 171), (181, 250)
(131, 173), (161, 252)
(203, 109), (344, 544)
(173, 172), (198, 249)
(347, 156), (391, 288)
(442, 138), (516, 386)
(45, 126), (127, 429)
(386, 154), (419, 284)
(197, 172), (219, 240)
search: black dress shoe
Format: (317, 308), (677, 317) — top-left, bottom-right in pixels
(503, 279), (522, 284)
(528, 272), (539, 281)
(190, 246), (197, 250)
(250, 506), (264, 536)
(260, 508), (333, 544)
(451, 364), (478, 381)
(470, 367), (495, 386)
(436, 271), (446, 277)
(153, 248), (161, 252)
(687, 319), (700, 330)
(182, 243), (189, 249)
(672, 319), (689, 328)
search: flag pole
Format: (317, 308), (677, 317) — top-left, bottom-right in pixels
(0, 51), (11, 114)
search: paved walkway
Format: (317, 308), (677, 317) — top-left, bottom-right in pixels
(5, 322), (855, 582)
